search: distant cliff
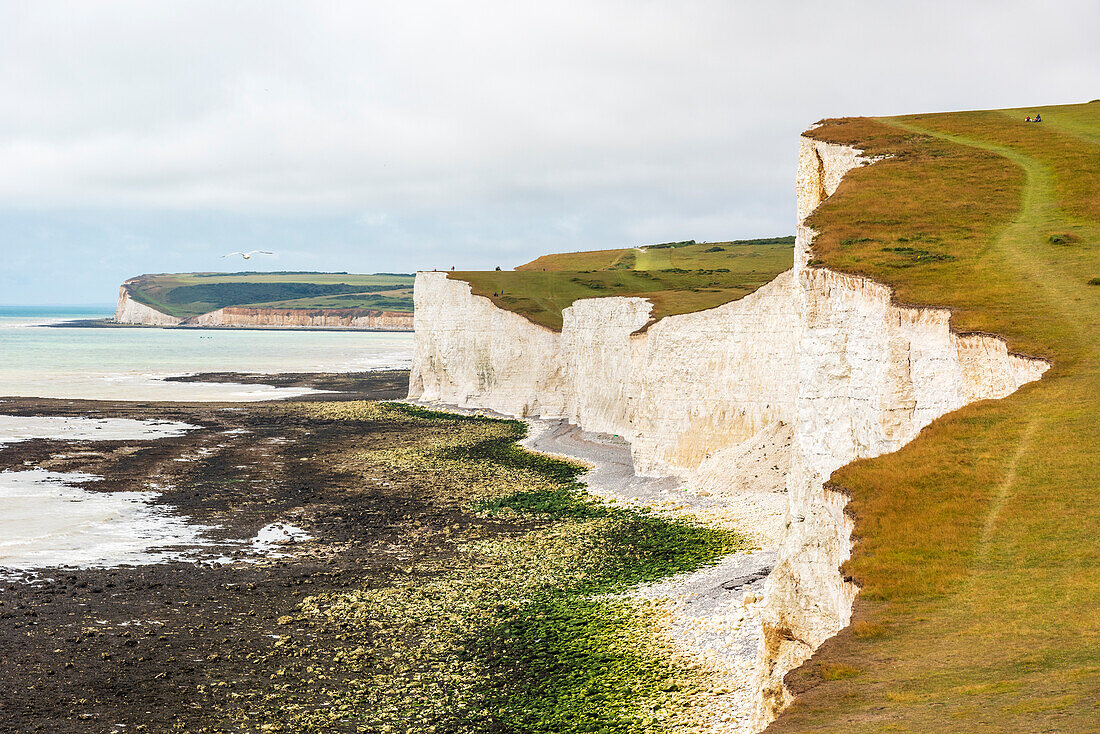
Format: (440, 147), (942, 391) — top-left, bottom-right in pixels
(115, 284), (184, 326)
(114, 280), (413, 331)
(184, 305), (413, 330)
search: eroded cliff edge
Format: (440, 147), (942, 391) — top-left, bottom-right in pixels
(114, 281), (414, 330)
(408, 134), (1048, 730)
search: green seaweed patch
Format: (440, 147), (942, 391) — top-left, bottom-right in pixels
(468, 487), (741, 732)
(387, 402), (507, 424)
(249, 401), (743, 733)
(478, 595), (696, 734)
(478, 487), (740, 593)
(477, 486), (608, 519)
(441, 436), (587, 485)
(289, 399), (513, 427)
(284, 400), (436, 424)
(592, 514), (738, 592)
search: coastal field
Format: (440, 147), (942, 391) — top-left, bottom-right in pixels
(452, 237), (793, 330)
(124, 272), (415, 317)
(768, 102), (1100, 732)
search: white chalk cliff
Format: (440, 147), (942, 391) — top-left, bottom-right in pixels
(182, 306), (412, 330)
(115, 284), (183, 326)
(408, 133), (1049, 730)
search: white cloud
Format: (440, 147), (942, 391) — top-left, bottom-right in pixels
(0, 0), (1098, 300)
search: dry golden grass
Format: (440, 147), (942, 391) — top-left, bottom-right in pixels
(451, 238), (793, 330)
(768, 102), (1100, 733)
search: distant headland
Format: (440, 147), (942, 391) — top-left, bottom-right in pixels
(112, 271), (415, 331)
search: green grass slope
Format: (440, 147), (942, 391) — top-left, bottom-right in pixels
(768, 102), (1100, 732)
(450, 237), (794, 330)
(125, 272), (415, 317)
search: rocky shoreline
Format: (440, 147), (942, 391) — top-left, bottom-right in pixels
(0, 371), (419, 732)
(2, 371), (758, 733)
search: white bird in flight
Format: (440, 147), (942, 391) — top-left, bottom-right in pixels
(222, 250), (274, 260)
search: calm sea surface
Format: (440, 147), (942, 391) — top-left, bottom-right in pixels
(0, 306), (414, 401)
(0, 306), (414, 576)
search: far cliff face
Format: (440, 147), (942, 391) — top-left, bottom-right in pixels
(113, 282), (413, 331)
(115, 284), (183, 326)
(181, 306), (412, 330)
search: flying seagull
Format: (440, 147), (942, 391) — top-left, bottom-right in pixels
(222, 250), (273, 260)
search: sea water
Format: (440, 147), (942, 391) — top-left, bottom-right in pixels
(0, 469), (214, 577)
(0, 306), (413, 401)
(0, 306), (414, 576)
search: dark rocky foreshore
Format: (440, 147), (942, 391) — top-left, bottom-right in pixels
(0, 371), (427, 733)
(0, 369), (741, 734)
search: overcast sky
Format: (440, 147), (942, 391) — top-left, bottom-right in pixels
(1, 1), (1098, 304)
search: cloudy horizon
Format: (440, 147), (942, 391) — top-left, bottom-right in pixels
(2, 0), (1098, 304)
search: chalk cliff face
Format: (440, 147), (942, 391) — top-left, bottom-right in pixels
(183, 306), (413, 330)
(410, 271), (800, 478)
(408, 134), (1049, 731)
(114, 284), (183, 326)
(409, 275), (568, 418)
(113, 283), (413, 330)
(751, 140), (1049, 726)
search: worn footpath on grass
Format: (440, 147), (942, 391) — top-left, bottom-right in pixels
(1, 370), (748, 734)
(767, 102), (1100, 732)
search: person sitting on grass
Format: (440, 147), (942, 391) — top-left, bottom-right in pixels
(1026, 115), (1032, 122)
(1035, 113), (1042, 122)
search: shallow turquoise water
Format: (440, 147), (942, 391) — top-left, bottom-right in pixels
(0, 307), (413, 400)
(0, 307), (414, 573)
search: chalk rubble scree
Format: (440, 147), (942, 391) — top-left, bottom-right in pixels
(114, 280), (414, 330)
(408, 133), (1049, 730)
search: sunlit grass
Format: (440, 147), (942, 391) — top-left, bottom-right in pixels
(452, 237), (794, 330)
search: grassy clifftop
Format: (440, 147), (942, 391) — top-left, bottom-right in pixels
(770, 102), (1100, 732)
(450, 237), (794, 330)
(124, 272), (414, 317)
